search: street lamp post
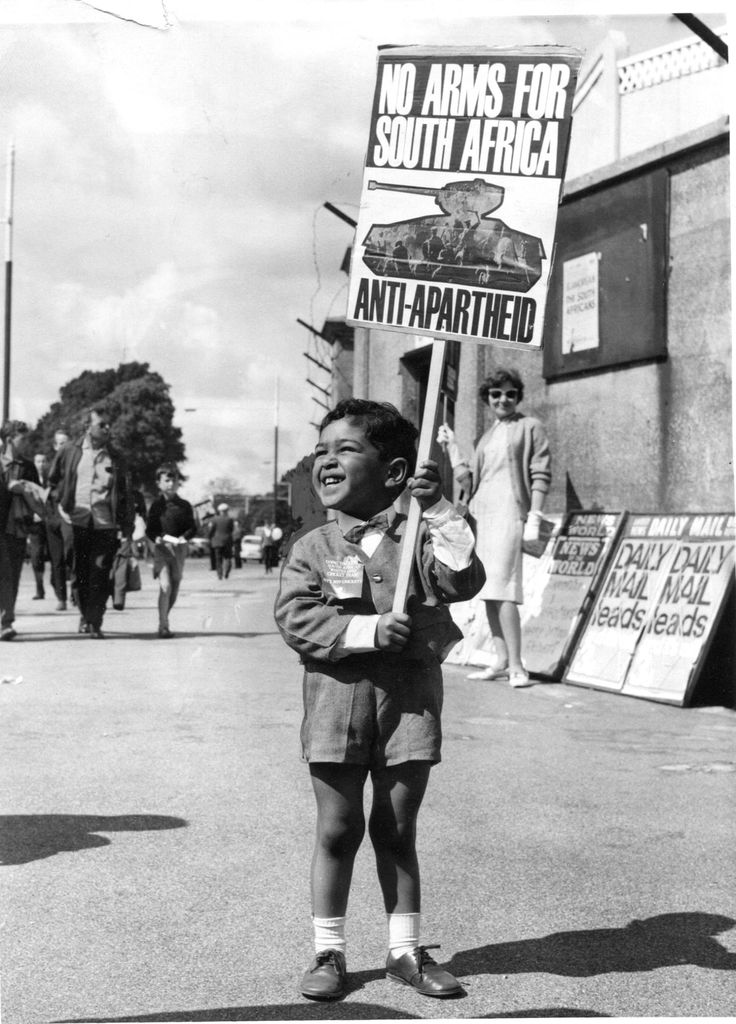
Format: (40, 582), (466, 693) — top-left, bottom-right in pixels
(3, 140), (15, 423)
(273, 376), (279, 524)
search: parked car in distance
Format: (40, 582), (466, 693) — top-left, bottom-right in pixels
(188, 537), (211, 558)
(240, 534), (263, 562)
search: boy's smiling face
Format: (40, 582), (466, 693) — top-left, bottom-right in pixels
(313, 416), (404, 519)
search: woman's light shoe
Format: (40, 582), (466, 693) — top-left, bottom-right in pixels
(509, 669), (532, 688)
(467, 665), (509, 680)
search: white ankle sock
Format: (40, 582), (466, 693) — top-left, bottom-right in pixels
(387, 912), (421, 957)
(313, 915), (347, 954)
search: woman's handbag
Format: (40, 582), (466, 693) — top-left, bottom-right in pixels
(521, 515), (555, 558)
(125, 556), (142, 592)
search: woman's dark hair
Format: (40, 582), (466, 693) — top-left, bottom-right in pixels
(319, 399), (418, 473)
(479, 367), (524, 404)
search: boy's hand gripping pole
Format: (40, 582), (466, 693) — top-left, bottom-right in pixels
(392, 337), (447, 614)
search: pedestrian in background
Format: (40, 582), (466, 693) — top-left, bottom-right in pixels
(45, 428), (75, 611)
(48, 405), (134, 639)
(232, 517), (243, 569)
(261, 520), (283, 574)
(0, 420), (41, 641)
(275, 398), (485, 1002)
(28, 451), (51, 601)
(208, 502), (234, 580)
(145, 463), (195, 638)
(438, 366), (551, 687)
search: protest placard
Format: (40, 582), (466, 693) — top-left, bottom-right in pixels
(346, 45), (582, 349)
(347, 44), (581, 612)
(565, 513), (735, 705)
(521, 511), (625, 679)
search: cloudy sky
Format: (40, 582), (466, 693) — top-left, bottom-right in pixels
(0, 0), (726, 502)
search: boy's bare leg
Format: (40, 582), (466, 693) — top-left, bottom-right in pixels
(371, 760), (463, 997)
(369, 760), (431, 912)
(168, 558), (182, 612)
(301, 764), (367, 1000)
(158, 565), (172, 630)
(309, 763), (368, 916)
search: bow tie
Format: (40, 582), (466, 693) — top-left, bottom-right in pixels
(344, 512), (391, 545)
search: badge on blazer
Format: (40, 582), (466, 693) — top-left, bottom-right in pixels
(323, 555), (365, 600)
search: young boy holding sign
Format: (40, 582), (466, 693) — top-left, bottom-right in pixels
(274, 398), (485, 1001)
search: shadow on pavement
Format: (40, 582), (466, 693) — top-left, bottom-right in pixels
(55, 1004), (420, 1021)
(488, 1012), (608, 1018)
(448, 912), (736, 977)
(114, 631), (281, 641)
(0, 813), (187, 864)
(52, 972), (611, 1021)
(3, 631), (280, 641)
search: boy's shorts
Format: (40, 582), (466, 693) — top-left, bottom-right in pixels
(152, 541), (187, 582)
(300, 654), (443, 768)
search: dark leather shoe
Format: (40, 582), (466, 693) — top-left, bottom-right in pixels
(386, 945), (463, 998)
(78, 619), (89, 634)
(300, 948), (346, 1000)
(88, 629), (105, 639)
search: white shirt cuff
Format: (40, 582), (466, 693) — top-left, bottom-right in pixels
(337, 614), (380, 655)
(421, 497), (475, 570)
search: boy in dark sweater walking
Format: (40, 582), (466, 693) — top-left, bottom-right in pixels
(145, 464), (196, 639)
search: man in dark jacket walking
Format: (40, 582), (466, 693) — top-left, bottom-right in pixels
(48, 405), (134, 638)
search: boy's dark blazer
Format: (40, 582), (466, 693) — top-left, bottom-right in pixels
(275, 512), (485, 668)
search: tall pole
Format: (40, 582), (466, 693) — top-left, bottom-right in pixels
(3, 140), (15, 423)
(273, 375), (279, 523)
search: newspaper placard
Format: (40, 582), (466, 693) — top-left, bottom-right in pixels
(566, 513), (735, 705)
(521, 511), (624, 679)
(347, 45), (582, 348)
(622, 514), (735, 705)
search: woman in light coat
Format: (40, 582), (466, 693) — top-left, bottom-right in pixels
(438, 367), (551, 687)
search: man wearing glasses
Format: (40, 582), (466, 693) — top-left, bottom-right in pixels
(48, 406), (134, 639)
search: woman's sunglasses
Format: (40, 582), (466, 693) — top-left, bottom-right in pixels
(488, 389), (518, 401)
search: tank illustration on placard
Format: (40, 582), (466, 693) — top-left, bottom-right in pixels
(361, 178), (545, 292)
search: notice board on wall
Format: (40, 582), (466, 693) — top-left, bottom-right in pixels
(565, 513), (735, 706)
(521, 510), (625, 679)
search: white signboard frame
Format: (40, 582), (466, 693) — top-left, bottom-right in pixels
(346, 45), (582, 350)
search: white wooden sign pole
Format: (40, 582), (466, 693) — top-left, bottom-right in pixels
(392, 336), (447, 614)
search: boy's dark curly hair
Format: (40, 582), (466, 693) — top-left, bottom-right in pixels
(319, 399), (418, 473)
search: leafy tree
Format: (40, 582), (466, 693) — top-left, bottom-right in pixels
(28, 361), (186, 494)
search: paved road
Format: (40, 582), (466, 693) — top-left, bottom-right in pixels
(1, 557), (735, 1022)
